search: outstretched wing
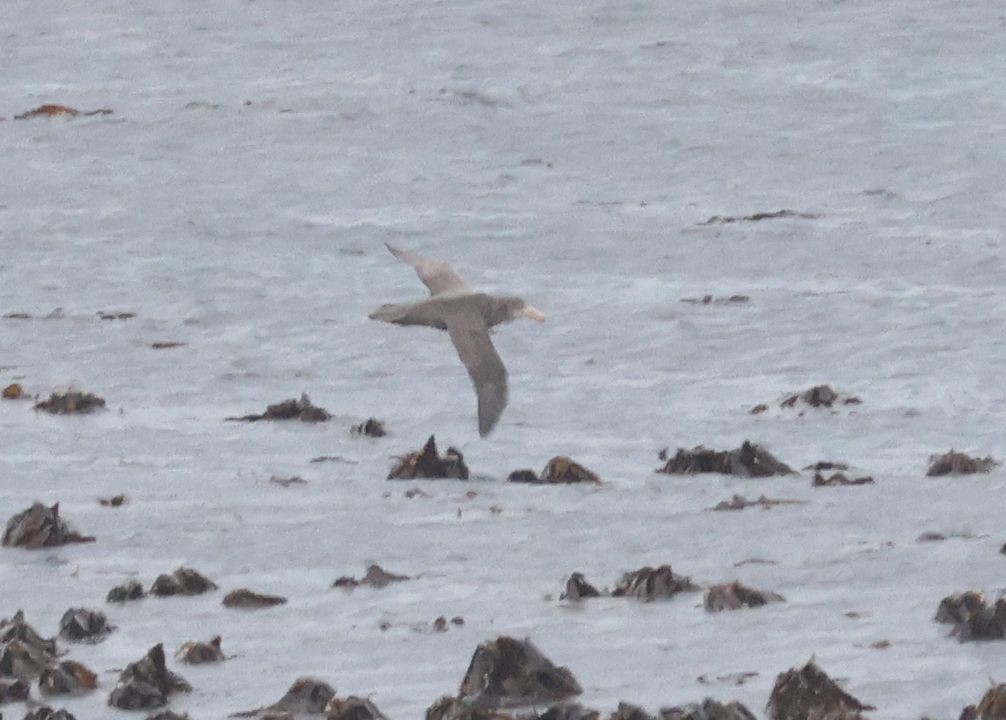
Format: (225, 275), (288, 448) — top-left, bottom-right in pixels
(385, 243), (473, 296)
(443, 306), (508, 437)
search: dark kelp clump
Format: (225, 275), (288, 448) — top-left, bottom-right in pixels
(656, 442), (794, 477)
(15, 104), (112, 120)
(59, 608), (114, 643)
(226, 393), (331, 423)
(108, 644), (190, 710)
(388, 436), (469, 480)
(107, 579), (146, 603)
(33, 391), (106, 415)
(452, 636), (582, 710)
(927, 451), (997, 476)
(2, 503), (95, 549)
(612, 566), (699, 601)
(699, 209), (819, 225)
(935, 591), (1006, 641)
(333, 564), (410, 590)
(767, 659), (873, 720)
(704, 582), (784, 612)
(150, 567), (217, 597)
(176, 636), (224, 664)
(222, 589), (288, 609)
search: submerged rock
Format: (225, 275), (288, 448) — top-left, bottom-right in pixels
(352, 418), (387, 437)
(39, 660), (98, 696)
(660, 699), (757, 720)
(935, 591), (1006, 641)
(33, 391), (106, 414)
(777, 384), (861, 410)
(333, 564), (410, 590)
(222, 589), (288, 609)
(98, 494), (127, 507)
(560, 573), (601, 601)
(455, 636), (582, 709)
(59, 608), (114, 643)
(325, 695), (389, 720)
(711, 495), (804, 511)
(612, 565), (699, 601)
(176, 636), (224, 664)
(812, 472), (874, 487)
(150, 567), (217, 597)
(699, 209), (819, 225)
(107, 579), (146, 603)
(704, 582), (784, 612)
(927, 451), (997, 476)
(226, 393), (331, 423)
(767, 659), (873, 720)
(108, 644), (190, 710)
(2, 503), (95, 549)
(15, 104), (112, 120)
(388, 436), (469, 480)
(656, 442), (793, 478)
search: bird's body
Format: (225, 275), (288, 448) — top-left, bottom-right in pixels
(369, 244), (545, 437)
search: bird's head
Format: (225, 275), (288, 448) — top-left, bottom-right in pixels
(493, 297), (546, 326)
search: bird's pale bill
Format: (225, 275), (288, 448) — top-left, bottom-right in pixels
(522, 305), (546, 322)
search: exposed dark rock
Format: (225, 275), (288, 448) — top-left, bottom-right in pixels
(804, 461), (850, 471)
(656, 442), (793, 477)
(325, 695), (389, 720)
(233, 677), (336, 717)
(98, 494), (127, 507)
(561, 573), (601, 601)
(58, 608), (113, 643)
(226, 393), (331, 423)
(0, 677), (29, 702)
(38, 660), (98, 695)
(927, 451), (997, 476)
(972, 684), (1006, 719)
(176, 636), (224, 664)
(767, 659), (873, 720)
(812, 472), (874, 487)
(33, 391), (106, 415)
(0, 610), (56, 656)
(352, 418), (387, 437)
(535, 704), (600, 720)
(749, 404), (768, 415)
(609, 704), (654, 720)
(0, 612), (58, 680)
(108, 644), (190, 710)
(107, 579), (146, 603)
(150, 567), (217, 597)
(2, 503), (95, 549)
(660, 699), (757, 720)
(612, 566), (698, 601)
(538, 458), (602, 485)
(456, 636), (582, 709)
(23, 707), (79, 720)
(506, 469), (540, 484)
(388, 436), (469, 480)
(935, 591), (1006, 641)
(712, 495), (804, 511)
(699, 210), (819, 225)
(333, 564), (410, 590)
(222, 589), (288, 609)
(704, 582), (784, 612)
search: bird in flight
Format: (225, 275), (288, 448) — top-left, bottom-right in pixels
(370, 244), (545, 437)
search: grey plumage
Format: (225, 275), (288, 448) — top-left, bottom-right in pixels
(369, 244), (545, 437)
